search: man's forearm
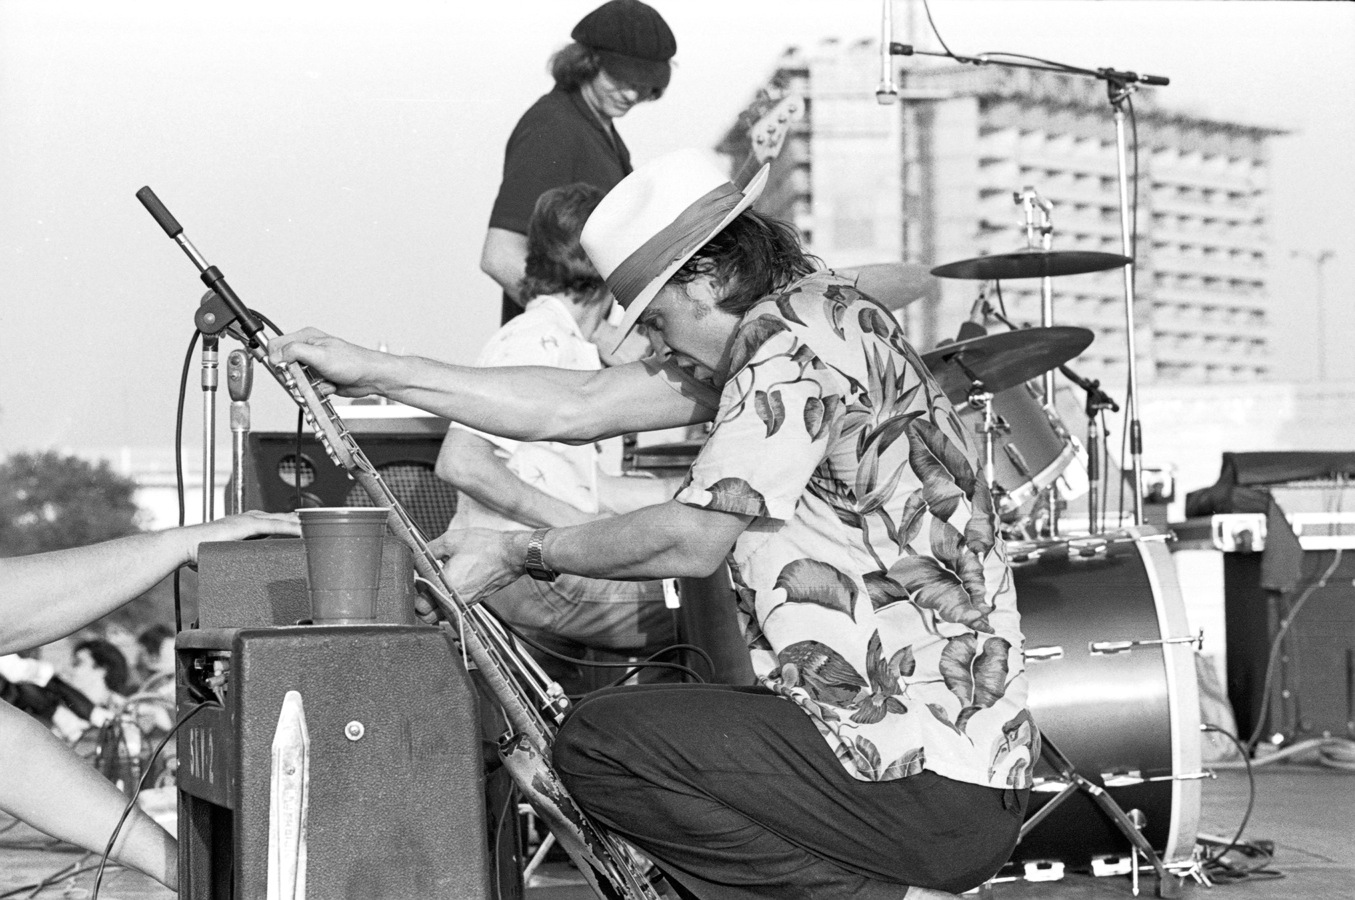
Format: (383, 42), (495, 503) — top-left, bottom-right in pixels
(541, 500), (748, 581)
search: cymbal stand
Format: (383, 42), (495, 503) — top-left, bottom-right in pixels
(1107, 75), (1146, 526)
(1016, 187), (1061, 535)
(1022, 733), (1185, 898)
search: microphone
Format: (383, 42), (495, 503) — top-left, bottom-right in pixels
(876, 0), (898, 104)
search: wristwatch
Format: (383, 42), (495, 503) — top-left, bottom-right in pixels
(524, 528), (557, 582)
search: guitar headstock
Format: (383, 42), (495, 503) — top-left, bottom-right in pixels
(747, 93), (805, 167)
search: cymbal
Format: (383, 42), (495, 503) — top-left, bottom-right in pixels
(839, 263), (934, 311)
(930, 250), (1131, 280)
(921, 326), (1095, 403)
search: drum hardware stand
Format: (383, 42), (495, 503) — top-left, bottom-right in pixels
(1057, 363), (1118, 535)
(226, 348), (254, 515)
(1016, 187), (1063, 536)
(1090, 629), (1203, 657)
(952, 354), (1006, 502)
(1021, 734), (1187, 898)
(883, 44), (1166, 529)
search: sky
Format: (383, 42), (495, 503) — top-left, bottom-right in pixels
(1, 0), (1352, 470)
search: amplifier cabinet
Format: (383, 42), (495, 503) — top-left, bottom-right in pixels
(176, 625), (499, 900)
(1225, 548), (1355, 742)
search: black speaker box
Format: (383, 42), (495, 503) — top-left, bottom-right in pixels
(177, 626), (504, 900)
(178, 540), (522, 900)
(196, 538), (417, 629)
(244, 417), (457, 540)
(1225, 548), (1355, 742)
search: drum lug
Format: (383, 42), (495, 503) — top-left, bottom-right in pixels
(1023, 645), (1064, 662)
(1090, 630), (1204, 656)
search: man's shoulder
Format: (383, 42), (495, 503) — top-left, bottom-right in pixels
(740, 271), (860, 331)
(478, 299), (580, 366)
(512, 90), (587, 135)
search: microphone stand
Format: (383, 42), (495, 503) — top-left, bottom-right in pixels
(200, 332), (219, 523)
(984, 304), (1120, 535)
(889, 42), (1166, 527)
(1057, 363), (1119, 534)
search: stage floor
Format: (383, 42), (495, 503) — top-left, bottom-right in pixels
(2, 764), (1350, 899)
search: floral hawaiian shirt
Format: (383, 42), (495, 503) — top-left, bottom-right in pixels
(674, 271), (1038, 789)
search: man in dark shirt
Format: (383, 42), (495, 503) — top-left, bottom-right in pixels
(481, 0), (676, 325)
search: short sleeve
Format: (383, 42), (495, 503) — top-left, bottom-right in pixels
(489, 112), (582, 234)
(676, 330), (841, 521)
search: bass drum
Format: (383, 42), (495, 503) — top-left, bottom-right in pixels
(1010, 530), (1203, 873)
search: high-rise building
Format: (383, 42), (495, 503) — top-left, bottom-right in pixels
(718, 39), (1286, 388)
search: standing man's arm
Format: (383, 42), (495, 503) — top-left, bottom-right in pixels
(479, 228), (530, 305)
(436, 428), (595, 528)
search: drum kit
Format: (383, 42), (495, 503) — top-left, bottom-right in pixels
(922, 242), (1207, 892)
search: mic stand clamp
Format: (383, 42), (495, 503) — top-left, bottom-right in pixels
(1057, 363), (1117, 534)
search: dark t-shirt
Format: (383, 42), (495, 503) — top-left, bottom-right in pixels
(489, 88), (633, 323)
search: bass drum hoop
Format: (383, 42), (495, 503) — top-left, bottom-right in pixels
(1012, 528), (1201, 868)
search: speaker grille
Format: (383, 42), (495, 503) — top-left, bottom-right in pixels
(343, 462), (458, 539)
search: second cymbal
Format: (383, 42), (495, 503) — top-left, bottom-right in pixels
(921, 326), (1095, 403)
(931, 250), (1131, 280)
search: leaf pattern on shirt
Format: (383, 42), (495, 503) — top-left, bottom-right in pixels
(905, 419), (979, 521)
(939, 633), (1013, 732)
(754, 389), (786, 437)
(849, 736), (926, 782)
(778, 640), (869, 707)
(774, 559), (858, 620)
(687, 273), (1029, 788)
(729, 314), (792, 374)
(699, 477), (769, 517)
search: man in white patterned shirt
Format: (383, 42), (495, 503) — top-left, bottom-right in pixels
(273, 150), (1036, 900)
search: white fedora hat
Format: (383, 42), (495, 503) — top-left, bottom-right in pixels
(581, 148), (769, 353)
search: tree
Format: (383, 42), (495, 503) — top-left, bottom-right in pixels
(0, 451), (145, 557)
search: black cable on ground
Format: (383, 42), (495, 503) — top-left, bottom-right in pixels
(91, 701), (217, 899)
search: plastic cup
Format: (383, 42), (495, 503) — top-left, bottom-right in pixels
(297, 508), (389, 625)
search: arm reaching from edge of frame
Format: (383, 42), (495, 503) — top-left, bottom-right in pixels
(0, 511), (298, 656)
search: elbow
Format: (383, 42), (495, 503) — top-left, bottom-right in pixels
(668, 528), (736, 579)
(435, 456), (473, 490)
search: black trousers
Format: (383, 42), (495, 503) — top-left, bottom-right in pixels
(553, 684), (1026, 900)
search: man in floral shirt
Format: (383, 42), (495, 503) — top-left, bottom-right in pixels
(271, 149), (1038, 900)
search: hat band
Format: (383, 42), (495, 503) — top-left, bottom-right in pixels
(606, 183), (741, 308)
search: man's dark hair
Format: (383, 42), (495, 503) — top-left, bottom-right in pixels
(671, 211), (819, 318)
(75, 638), (130, 696)
(549, 43), (603, 92)
(137, 623), (174, 658)
(520, 183), (609, 305)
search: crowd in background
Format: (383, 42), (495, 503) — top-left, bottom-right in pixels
(0, 620), (178, 792)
